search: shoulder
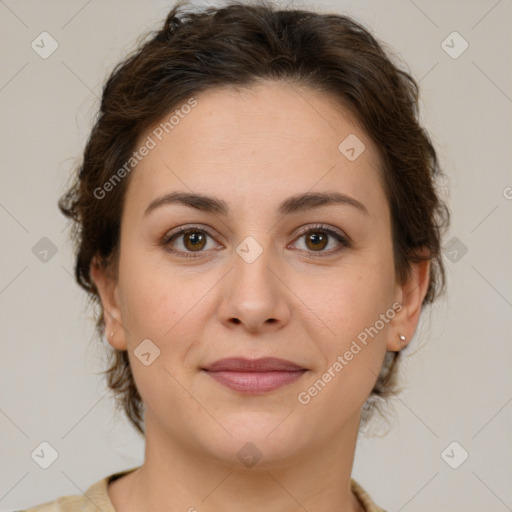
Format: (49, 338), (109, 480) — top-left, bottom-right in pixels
(16, 466), (141, 512)
(350, 478), (388, 512)
(16, 492), (98, 512)
(17, 478), (111, 512)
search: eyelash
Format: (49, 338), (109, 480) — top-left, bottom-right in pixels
(161, 223), (350, 260)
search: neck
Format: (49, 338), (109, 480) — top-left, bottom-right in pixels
(110, 411), (365, 512)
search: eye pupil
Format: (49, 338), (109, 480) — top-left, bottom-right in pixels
(185, 231), (206, 251)
(306, 232), (328, 250)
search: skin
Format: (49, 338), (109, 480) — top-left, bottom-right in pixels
(91, 80), (430, 512)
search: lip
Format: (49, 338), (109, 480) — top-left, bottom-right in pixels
(204, 357), (306, 372)
(202, 357), (307, 394)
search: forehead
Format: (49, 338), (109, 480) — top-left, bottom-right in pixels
(126, 80), (387, 217)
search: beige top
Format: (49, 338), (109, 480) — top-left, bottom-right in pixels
(20, 466), (387, 512)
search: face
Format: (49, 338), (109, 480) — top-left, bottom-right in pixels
(93, 81), (429, 467)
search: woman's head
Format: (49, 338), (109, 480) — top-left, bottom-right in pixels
(60, 0), (449, 448)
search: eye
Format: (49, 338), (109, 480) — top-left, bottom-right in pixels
(162, 225), (220, 259)
(289, 224), (350, 258)
(162, 223), (350, 260)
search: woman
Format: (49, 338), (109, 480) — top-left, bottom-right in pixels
(22, 0), (449, 510)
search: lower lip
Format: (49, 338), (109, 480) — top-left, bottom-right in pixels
(204, 370), (306, 394)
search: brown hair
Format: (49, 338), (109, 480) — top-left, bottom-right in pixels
(60, 0), (450, 436)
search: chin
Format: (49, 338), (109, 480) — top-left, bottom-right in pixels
(195, 409), (308, 469)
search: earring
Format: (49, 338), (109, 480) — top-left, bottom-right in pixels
(398, 334), (406, 345)
(110, 331), (114, 341)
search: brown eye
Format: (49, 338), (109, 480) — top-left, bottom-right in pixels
(181, 230), (207, 251)
(304, 231), (329, 251)
(162, 226), (219, 258)
(291, 224), (350, 258)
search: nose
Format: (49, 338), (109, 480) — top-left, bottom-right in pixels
(217, 240), (291, 334)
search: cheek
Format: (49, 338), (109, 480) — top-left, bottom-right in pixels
(297, 272), (394, 417)
(117, 263), (199, 412)
(307, 249), (395, 368)
(117, 253), (217, 389)
(121, 272), (198, 343)
(317, 258), (395, 331)
(117, 241), (195, 335)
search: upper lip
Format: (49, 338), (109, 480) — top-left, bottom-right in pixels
(203, 357), (306, 372)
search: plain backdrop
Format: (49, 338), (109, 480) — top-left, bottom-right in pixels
(1, 0), (511, 510)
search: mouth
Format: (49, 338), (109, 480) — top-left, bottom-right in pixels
(201, 357), (308, 394)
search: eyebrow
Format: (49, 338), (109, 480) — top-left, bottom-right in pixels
(144, 191), (369, 217)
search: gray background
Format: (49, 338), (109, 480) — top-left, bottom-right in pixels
(1, 0), (511, 510)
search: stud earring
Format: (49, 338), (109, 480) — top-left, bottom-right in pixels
(398, 334), (406, 345)
(110, 331), (114, 341)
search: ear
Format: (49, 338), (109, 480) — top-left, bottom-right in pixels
(387, 254), (431, 352)
(90, 256), (127, 351)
